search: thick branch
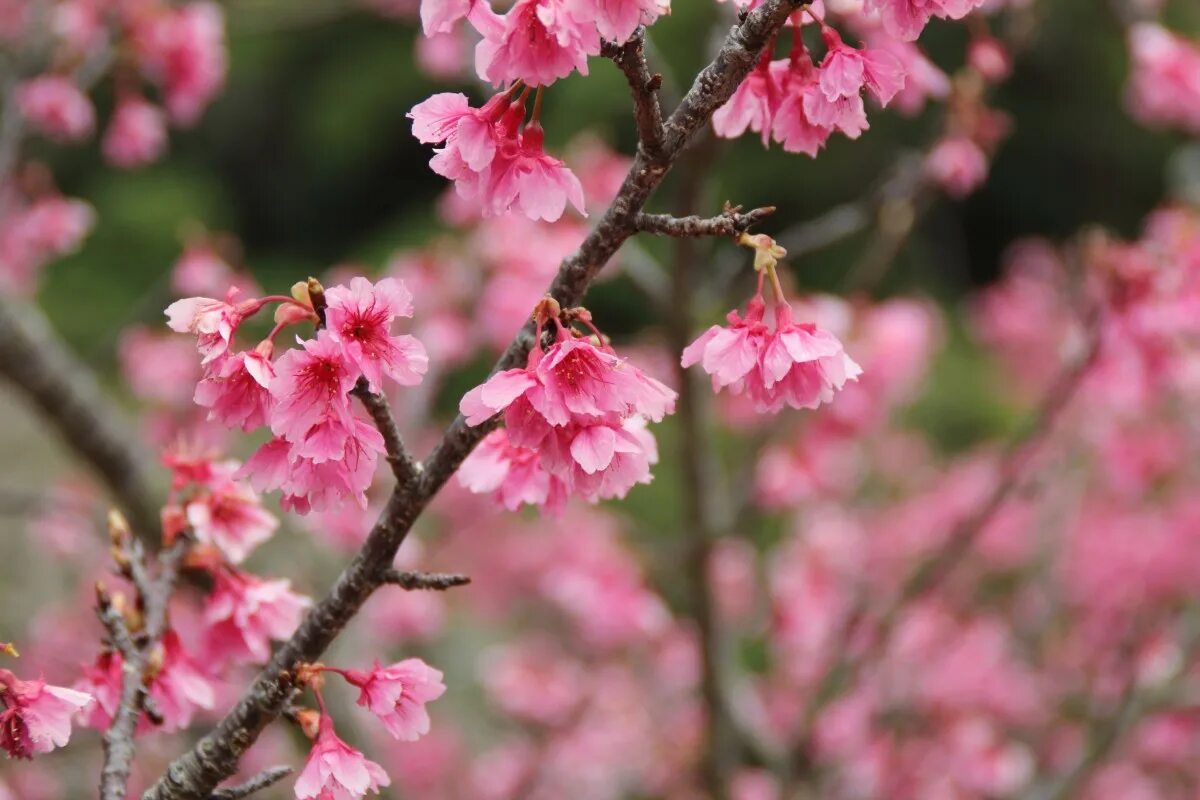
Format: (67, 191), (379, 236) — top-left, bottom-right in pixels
(142, 3), (808, 797)
(601, 29), (666, 156)
(208, 767), (292, 800)
(635, 204), (775, 238)
(0, 296), (160, 538)
(381, 569), (471, 591)
(350, 378), (420, 486)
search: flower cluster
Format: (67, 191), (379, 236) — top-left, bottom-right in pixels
(714, 15), (906, 156)
(166, 276), (428, 514)
(421, 0), (669, 85)
(683, 235), (861, 413)
(458, 299), (676, 511)
(410, 87), (586, 221)
(292, 660), (446, 799)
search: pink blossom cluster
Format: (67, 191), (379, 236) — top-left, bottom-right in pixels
(165, 275), (428, 514)
(420, 0), (669, 86)
(0, 193), (94, 294)
(1125, 23), (1200, 135)
(410, 88), (586, 221)
(683, 258), (862, 414)
(457, 301), (676, 511)
(713, 21), (907, 157)
(13, 0), (226, 165)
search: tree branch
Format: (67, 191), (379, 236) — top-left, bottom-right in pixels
(602, 29), (666, 157)
(350, 378), (421, 486)
(381, 569), (471, 591)
(141, 3), (809, 797)
(208, 767), (293, 800)
(635, 204), (776, 238)
(0, 295), (161, 539)
(99, 523), (191, 800)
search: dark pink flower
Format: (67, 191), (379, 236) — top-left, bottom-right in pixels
(713, 57), (787, 145)
(681, 294), (771, 391)
(482, 123), (587, 222)
(295, 714), (390, 800)
(324, 276), (428, 391)
(474, 0), (600, 87)
(420, 0), (478, 35)
(165, 289), (261, 365)
(458, 429), (568, 512)
(757, 302), (862, 412)
(565, 0), (669, 43)
(17, 75), (94, 143)
(925, 135), (989, 198)
(185, 474), (279, 563)
(102, 95), (168, 168)
(818, 27), (906, 106)
(0, 670), (92, 759)
(268, 331), (360, 462)
(203, 568), (311, 664)
(341, 659), (446, 741)
(149, 631), (218, 732)
(194, 345), (275, 431)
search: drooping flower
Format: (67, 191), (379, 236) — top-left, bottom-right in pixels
(458, 429), (568, 512)
(0, 670), (92, 759)
(817, 27), (906, 106)
(341, 659), (447, 741)
(102, 95), (168, 168)
(757, 302), (863, 412)
(481, 123), (587, 222)
(324, 276), (428, 391)
(185, 475), (279, 563)
(193, 344), (275, 431)
(681, 294), (771, 392)
(565, 0), (669, 44)
(864, 0), (987, 42)
(713, 57), (786, 145)
(473, 0), (601, 87)
(16, 75), (95, 143)
(295, 713), (391, 800)
(420, 0), (478, 35)
(203, 568), (311, 665)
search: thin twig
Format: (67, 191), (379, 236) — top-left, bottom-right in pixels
(381, 569), (471, 591)
(635, 204), (776, 238)
(208, 767), (293, 800)
(141, 4), (811, 796)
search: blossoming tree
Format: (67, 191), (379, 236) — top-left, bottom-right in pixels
(2, 0), (1200, 798)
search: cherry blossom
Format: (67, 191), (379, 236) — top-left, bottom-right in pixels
(16, 75), (95, 143)
(339, 659), (447, 741)
(185, 472), (280, 563)
(324, 276), (428, 391)
(202, 568), (311, 665)
(295, 712), (391, 800)
(0, 670), (92, 759)
(473, 0), (600, 87)
(102, 95), (169, 168)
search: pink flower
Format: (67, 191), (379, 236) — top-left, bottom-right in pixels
(541, 416), (660, 501)
(295, 715), (390, 800)
(864, 0), (986, 42)
(149, 631), (218, 732)
(683, 293), (860, 414)
(681, 294), (771, 391)
(203, 568), (311, 664)
(925, 135), (989, 197)
(341, 659), (446, 741)
(118, 327), (203, 406)
(458, 429), (568, 512)
(713, 57), (786, 145)
(0, 670), (92, 759)
(801, 85), (869, 139)
(1126, 23), (1200, 135)
(409, 91), (508, 172)
(758, 302), (862, 412)
(565, 0), (669, 43)
(102, 95), (168, 168)
(135, 2), (227, 126)
(818, 27), (906, 106)
(474, 0), (601, 87)
(421, 0), (478, 35)
(194, 345), (276, 431)
(186, 475), (279, 563)
(0, 195), (94, 292)
(482, 124), (587, 222)
(771, 60), (834, 157)
(16, 75), (94, 143)
(324, 276), (428, 391)
(165, 290), (261, 365)
(268, 331), (360, 461)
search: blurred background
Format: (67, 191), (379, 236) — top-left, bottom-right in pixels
(3, 0), (1200, 797)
